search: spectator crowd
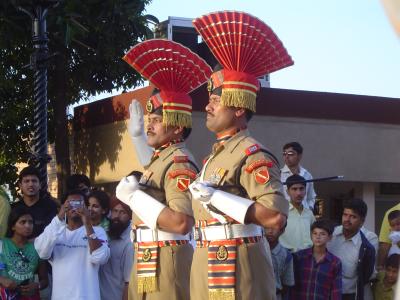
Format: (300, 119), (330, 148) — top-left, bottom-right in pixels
(0, 141), (398, 300)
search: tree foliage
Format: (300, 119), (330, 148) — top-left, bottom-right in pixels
(0, 0), (156, 197)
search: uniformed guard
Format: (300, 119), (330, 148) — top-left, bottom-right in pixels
(188, 11), (294, 300)
(116, 39), (212, 300)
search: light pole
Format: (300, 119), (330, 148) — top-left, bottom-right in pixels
(17, 0), (59, 194)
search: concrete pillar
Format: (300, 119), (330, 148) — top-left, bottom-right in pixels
(363, 182), (376, 231)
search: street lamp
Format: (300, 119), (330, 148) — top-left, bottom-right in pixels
(16, 0), (59, 194)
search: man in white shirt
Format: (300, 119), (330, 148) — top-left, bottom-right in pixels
(279, 174), (316, 252)
(281, 142), (317, 210)
(35, 189), (110, 300)
(327, 198), (375, 300)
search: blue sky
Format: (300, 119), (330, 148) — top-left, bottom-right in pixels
(144, 0), (400, 99)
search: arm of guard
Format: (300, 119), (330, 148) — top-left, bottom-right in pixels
(157, 208), (194, 235)
(240, 152), (289, 228)
(131, 135), (153, 166)
(128, 100), (153, 166)
(159, 159), (196, 234)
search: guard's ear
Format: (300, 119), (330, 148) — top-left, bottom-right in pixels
(173, 126), (184, 135)
(235, 108), (246, 118)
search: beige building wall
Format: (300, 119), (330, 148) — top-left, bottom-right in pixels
(72, 110), (400, 185)
(71, 109), (400, 230)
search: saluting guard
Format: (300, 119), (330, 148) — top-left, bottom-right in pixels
(117, 39), (212, 300)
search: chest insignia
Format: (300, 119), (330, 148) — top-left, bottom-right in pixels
(209, 168), (228, 186)
(139, 170), (153, 184)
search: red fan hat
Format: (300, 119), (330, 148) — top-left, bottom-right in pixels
(193, 11), (294, 112)
(123, 39), (212, 128)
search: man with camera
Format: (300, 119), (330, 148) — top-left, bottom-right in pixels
(34, 189), (110, 300)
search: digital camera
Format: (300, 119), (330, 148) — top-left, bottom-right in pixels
(69, 199), (84, 210)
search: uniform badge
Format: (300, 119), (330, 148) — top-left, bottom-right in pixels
(209, 168), (227, 186)
(216, 245), (228, 261)
(176, 177), (191, 191)
(254, 168), (270, 184)
(142, 248), (152, 262)
(207, 78), (214, 93)
(139, 170), (153, 185)
(245, 159), (274, 173)
(245, 144), (261, 156)
(146, 99), (154, 113)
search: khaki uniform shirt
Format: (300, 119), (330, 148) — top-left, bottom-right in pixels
(129, 142), (197, 300)
(190, 130), (288, 300)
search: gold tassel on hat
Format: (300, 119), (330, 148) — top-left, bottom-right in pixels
(221, 88), (257, 112)
(163, 110), (192, 128)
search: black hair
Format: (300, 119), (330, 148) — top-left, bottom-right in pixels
(127, 170), (143, 181)
(385, 254), (400, 269)
(244, 109), (254, 122)
(343, 198), (368, 220)
(86, 190), (110, 216)
(18, 166), (40, 182)
(6, 206), (34, 238)
(283, 142), (303, 154)
(66, 174), (91, 190)
(286, 174), (307, 189)
(388, 210), (400, 222)
(61, 189), (86, 205)
(311, 219), (334, 235)
(182, 127), (192, 140)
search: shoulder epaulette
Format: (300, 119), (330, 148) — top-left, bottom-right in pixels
(168, 169), (197, 180)
(244, 144), (261, 156)
(173, 155), (189, 163)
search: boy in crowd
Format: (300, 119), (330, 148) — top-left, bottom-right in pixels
(265, 226), (294, 300)
(372, 254), (399, 300)
(291, 219), (342, 300)
(387, 210), (400, 256)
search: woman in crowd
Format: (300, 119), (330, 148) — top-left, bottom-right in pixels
(86, 190), (110, 233)
(0, 207), (48, 299)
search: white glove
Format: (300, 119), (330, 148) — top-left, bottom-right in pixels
(128, 100), (153, 166)
(116, 176), (139, 205)
(128, 99), (146, 138)
(189, 181), (216, 204)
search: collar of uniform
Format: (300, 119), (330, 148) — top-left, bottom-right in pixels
(158, 142), (186, 162)
(215, 129), (250, 154)
(333, 225), (362, 246)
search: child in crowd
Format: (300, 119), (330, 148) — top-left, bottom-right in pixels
(372, 254), (399, 300)
(291, 219), (342, 300)
(265, 226), (294, 300)
(388, 210), (400, 256)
